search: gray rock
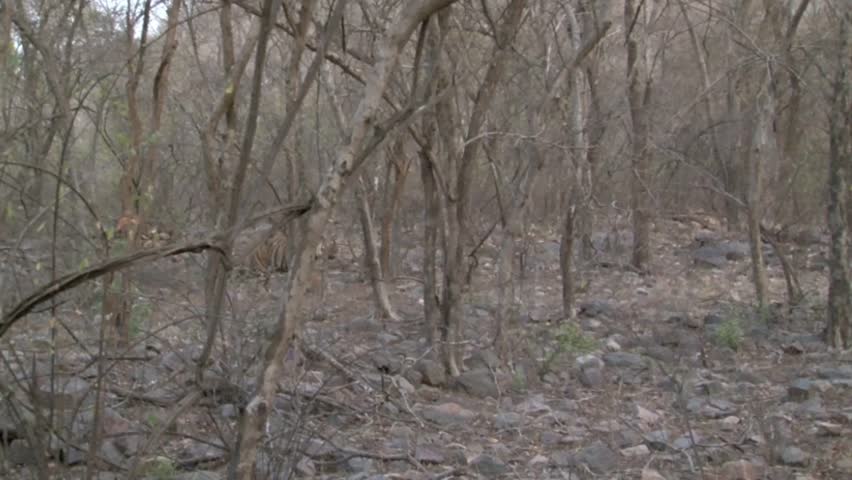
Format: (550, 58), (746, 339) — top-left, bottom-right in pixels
(644, 430), (670, 451)
(494, 412), (522, 429)
(455, 368), (499, 399)
(414, 444), (445, 463)
(220, 403), (238, 419)
(371, 351), (401, 375)
(816, 365), (852, 380)
(602, 352), (644, 368)
(346, 456), (374, 473)
(576, 440), (618, 474)
(470, 453), (508, 476)
(575, 354), (604, 371)
(672, 433), (700, 450)
(687, 397), (737, 418)
(578, 300), (614, 318)
(779, 446), (809, 467)
(693, 246), (727, 268)
(420, 402), (476, 427)
(550, 450), (574, 467)
(579, 368), (605, 388)
(615, 429), (644, 448)
(467, 349), (500, 370)
(415, 359), (447, 387)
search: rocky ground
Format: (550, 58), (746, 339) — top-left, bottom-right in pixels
(1, 217), (850, 479)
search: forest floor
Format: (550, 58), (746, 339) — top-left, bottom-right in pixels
(1, 216), (851, 480)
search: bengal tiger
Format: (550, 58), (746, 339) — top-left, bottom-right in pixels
(250, 230), (289, 274)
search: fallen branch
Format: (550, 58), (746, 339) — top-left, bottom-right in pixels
(0, 239), (226, 339)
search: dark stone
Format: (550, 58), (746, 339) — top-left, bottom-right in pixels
(455, 368), (499, 399)
(415, 359), (447, 387)
(578, 300), (615, 318)
(602, 352), (644, 368)
(579, 368), (605, 388)
(470, 454), (508, 476)
(575, 440), (617, 474)
(788, 378), (815, 402)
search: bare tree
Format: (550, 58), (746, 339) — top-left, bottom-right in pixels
(825, 7), (851, 349)
(624, 0), (655, 271)
(235, 2), (458, 477)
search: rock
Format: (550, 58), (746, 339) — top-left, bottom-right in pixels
(469, 454), (508, 476)
(672, 432), (700, 450)
(621, 444), (650, 457)
(614, 429), (644, 448)
(703, 313), (724, 328)
(693, 246), (727, 268)
(602, 352), (644, 368)
(528, 454), (548, 466)
(787, 378), (815, 402)
(636, 405), (660, 424)
(467, 349), (500, 370)
(641, 468), (667, 480)
(815, 365), (852, 380)
(295, 458), (316, 477)
(455, 369), (499, 399)
(515, 394), (551, 415)
(371, 351), (401, 375)
(415, 360), (446, 387)
(414, 444), (445, 464)
(494, 412), (522, 429)
(550, 450), (574, 467)
(345, 456), (374, 473)
(579, 368), (605, 388)
(578, 300), (614, 318)
(420, 403), (476, 427)
(220, 403), (238, 419)
(575, 440), (617, 474)
(644, 430), (669, 450)
(687, 397), (737, 418)
(605, 337), (622, 351)
(575, 354), (604, 371)
(720, 459), (766, 480)
(779, 446), (809, 467)
(720, 416), (741, 430)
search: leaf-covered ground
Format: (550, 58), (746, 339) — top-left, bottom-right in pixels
(1, 217), (850, 479)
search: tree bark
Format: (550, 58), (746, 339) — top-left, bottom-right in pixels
(235, 2), (457, 477)
(745, 69), (773, 310)
(624, 0), (653, 271)
(357, 178), (401, 323)
(826, 10), (851, 349)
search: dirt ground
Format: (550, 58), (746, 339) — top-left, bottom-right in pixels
(1, 217), (850, 479)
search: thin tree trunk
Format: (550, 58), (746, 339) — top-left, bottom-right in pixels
(235, 3), (457, 477)
(745, 69), (773, 310)
(357, 180), (401, 323)
(624, 0), (653, 271)
(826, 11), (851, 349)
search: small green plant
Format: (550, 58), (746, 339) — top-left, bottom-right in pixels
(540, 322), (598, 376)
(143, 456), (177, 480)
(715, 318), (743, 350)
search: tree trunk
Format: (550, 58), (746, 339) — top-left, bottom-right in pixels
(745, 69), (773, 311)
(825, 11), (851, 349)
(624, 0), (653, 271)
(235, 2), (458, 477)
(357, 179), (401, 323)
